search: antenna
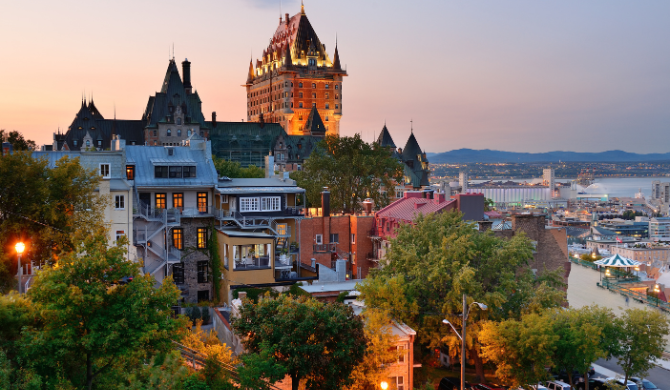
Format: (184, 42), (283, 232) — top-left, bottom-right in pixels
(410, 118), (413, 133)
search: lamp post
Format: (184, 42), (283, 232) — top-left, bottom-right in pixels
(443, 294), (488, 390)
(380, 381), (388, 390)
(15, 242), (25, 294)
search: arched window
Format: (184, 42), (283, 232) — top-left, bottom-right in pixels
(177, 129), (182, 137)
(177, 118), (182, 125)
(335, 85), (339, 90)
(167, 129), (172, 136)
(86, 140), (91, 147)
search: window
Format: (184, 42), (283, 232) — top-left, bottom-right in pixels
(261, 196), (281, 211)
(299, 82), (303, 88)
(115, 230), (125, 243)
(299, 114), (303, 120)
(173, 193), (183, 210)
(326, 92), (329, 99)
(299, 102), (303, 108)
(177, 129), (182, 137)
(326, 84), (330, 89)
(97, 140), (102, 147)
(397, 346), (405, 363)
(335, 104), (339, 109)
(197, 228), (208, 249)
(312, 93), (316, 99)
(169, 166), (182, 178)
(315, 234), (323, 244)
(173, 263), (184, 284)
(330, 234), (339, 243)
(183, 166), (196, 177)
(99, 164), (110, 179)
(197, 192), (208, 213)
(240, 197), (260, 212)
(221, 194), (229, 204)
(325, 116), (329, 121)
(351, 234), (355, 244)
(390, 377), (404, 390)
(312, 83), (316, 89)
(155, 166), (168, 178)
(126, 165), (135, 180)
(177, 118), (182, 125)
(167, 129), (171, 136)
(197, 290), (209, 302)
(74, 140), (77, 146)
(172, 228), (183, 250)
(114, 195), (125, 210)
(335, 85), (339, 90)
(153, 130), (157, 136)
(197, 261), (209, 283)
(155, 193), (167, 209)
(187, 130), (192, 137)
(299, 92), (303, 98)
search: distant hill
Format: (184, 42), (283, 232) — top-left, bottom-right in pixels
(429, 149), (670, 163)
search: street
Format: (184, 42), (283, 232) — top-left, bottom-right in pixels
(594, 358), (670, 387)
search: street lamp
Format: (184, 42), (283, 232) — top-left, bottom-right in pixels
(443, 294), (488, 390)
(380, 381), (388, 390)
(15, 242), (25, 294)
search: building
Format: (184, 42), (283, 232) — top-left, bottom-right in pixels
(650, 217), (670, 242)
(128, 136), (218, 302)
(215, 167), (317, 304)
(32, 143), (135, 260)
(299, 190), (376, 279)
(593, 218), (649, 239)
(377, 125), (431, 192)
(245, 3), (346, 136)
(610, 244), (670, 267)
(53, 58), (208, 151)
(652, 181), (670, 203)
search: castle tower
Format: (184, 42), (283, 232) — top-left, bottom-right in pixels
(245, 4), (347, 137)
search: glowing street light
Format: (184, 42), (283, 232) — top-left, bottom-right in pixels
(15, 242), (25, 294)
(381, 381), (388, 390)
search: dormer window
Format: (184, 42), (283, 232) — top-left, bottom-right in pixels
(74, 140), (78, 146)
(177, 118), (182, 125)
(86, 140), (91, 147)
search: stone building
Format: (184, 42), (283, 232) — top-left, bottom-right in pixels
(245, 3), (346, 136)
(377, 125), (431, 192)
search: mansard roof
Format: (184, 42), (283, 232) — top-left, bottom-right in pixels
(62, 118), (144, 151)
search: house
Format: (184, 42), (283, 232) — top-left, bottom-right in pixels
(214, 164), (317, 304)
(128, 135), (218, 302)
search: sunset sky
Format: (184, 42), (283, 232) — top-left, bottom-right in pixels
(1, 0), (668, 153)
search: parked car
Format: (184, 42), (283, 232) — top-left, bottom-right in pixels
(516, 384), (547, 390)
(546, 381), (572, 390)
(605, 378), (638, 390)
(575, 378), (607, 390)
(630, 378), (659, 390)
(471, 384), (508, 390)
(438, 377), (461, 390)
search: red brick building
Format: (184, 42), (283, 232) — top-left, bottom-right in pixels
(246, 3), (346, 137)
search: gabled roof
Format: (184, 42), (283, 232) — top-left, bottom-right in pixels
(304, 105), (326, 136)
(376, 193), (457, 223)
(377, 125), (396, 149)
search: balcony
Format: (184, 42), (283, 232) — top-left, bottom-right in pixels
(177, 206), (216, 218)
(313, 243), (337, 253)
(232, 256), (271, 271)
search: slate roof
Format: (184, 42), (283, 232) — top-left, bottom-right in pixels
(304, 106), (326, 136)
(401, 132), (430, 188)
(377, 125), (396, 149)
(125, 144), (218, 188)
(208, 121), (322, 168)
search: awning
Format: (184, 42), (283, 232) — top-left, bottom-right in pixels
(594, 254), (642, 268)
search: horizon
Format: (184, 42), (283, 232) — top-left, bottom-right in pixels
(1, 0), (669, 153)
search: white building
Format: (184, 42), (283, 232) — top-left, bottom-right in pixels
(650, 217), (670, 242)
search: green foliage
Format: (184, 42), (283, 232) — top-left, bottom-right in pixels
(359, 210), (565, 381)
(0, 152), (105, 292)
(335, 291), (349, 303)
(291, 134), (404, 213)
(614, 307), (670, 384)
(19, 228), (186, 390)
(237, 344), (287, 390)
(622, 210), (644, 220)
(284, 282), (310, 298)
(484, 198), (495, 211)
(0, 293), (36, 358)
(185, 307), (203, 324)
(232, 295), (366, 390)
(118, 351), (190, 390)
(208, 223), (222, 303)
(212, 157), (264, 178)
(0, 130), (36, 151)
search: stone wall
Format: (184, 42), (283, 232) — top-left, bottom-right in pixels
(174, 217), (214, 303)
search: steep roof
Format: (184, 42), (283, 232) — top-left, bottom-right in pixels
(377, 125), (396, 149)
(402, 132), (422, 162)
(333, 43), (341, 70)
(304, 105), (326, 136)
(376, 193), (457, 222)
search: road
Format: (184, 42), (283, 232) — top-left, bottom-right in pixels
(594, 358), (670, 388)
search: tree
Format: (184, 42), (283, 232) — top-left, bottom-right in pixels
(484, 198), (495, 212)
(359, 211), (565, 381)
(0, 153), (105, 292)
(0, 130), (36, 152)
(231, 295), (366, 390)
(291, 134), (404, 213)
(212, 156), (264, 178)
(346, 308), (399, 390)
(614, 308), (670, 384)
(19, 228), (185, 390)
(480, 312), (558, 387)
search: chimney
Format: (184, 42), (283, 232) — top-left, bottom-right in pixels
(285, 13), (289, 25)
(265, 152), (275, 178)
(182, 58), (192, 94)
(362, 198), (373, 215)
(212, 111), (217, 128)
(111, 135), (126, 151)
(321, 187), (330, 217)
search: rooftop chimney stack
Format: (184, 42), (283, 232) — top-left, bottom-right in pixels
(285, 13), (289, 25)
(212, 111), (217, 128)
(321, 187), (331, 217)
(182, 58), (192, 94)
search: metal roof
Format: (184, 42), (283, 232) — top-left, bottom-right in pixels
(217, 186), (305, 195)
(216, 229), (274, 238)
(125, 143), (218, 188)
